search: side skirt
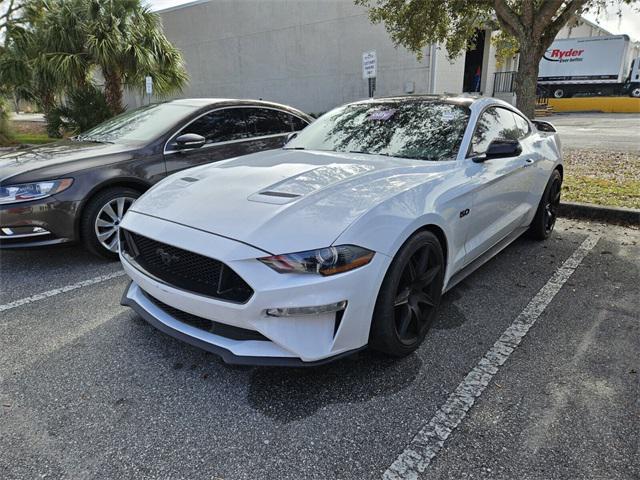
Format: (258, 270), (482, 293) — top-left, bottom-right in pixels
(444, 226), (529, 293)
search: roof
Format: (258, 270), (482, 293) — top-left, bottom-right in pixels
(164, 98), (312, 118)
(153, 0), (210, 14)
(353, 94), (477, 107)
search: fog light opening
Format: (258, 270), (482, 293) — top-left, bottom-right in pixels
(266, 300), (347, 317)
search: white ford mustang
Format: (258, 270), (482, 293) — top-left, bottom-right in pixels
(119, 96), (562, 366)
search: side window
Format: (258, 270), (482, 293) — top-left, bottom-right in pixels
(244, 108), (293, 136)
(512, 112), (531, 138)
(175, 109), (247, 146)
(471, 107), (520, 155)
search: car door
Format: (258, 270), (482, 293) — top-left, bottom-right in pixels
(163, 108), (254, 175)
(463, 106), (536, 265)
(241, 107), (308, 151)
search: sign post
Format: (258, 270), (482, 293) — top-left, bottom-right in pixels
(145, 76), (153, 104)
(362, 50), (377, 98)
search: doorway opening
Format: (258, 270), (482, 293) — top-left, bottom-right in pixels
(463, 30), (486, 93)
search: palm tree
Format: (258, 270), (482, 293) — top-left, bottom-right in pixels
(34, 0), (188, 115)
(0, 0), (74, 115)
(84, 0), (188, 114)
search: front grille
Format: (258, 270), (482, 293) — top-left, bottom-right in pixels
(121, 229), (253, 303)
(142, 290), (268, 341)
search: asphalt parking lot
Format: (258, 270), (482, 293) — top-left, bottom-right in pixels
(1, 219), (638, 480)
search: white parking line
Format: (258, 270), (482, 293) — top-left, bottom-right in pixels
(0, 271), (125, 313)
(384, 232), (601, 480)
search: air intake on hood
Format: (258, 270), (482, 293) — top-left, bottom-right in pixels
(259, 191), (301, 198)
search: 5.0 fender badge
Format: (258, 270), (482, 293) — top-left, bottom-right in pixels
(460, 208), (470, 218)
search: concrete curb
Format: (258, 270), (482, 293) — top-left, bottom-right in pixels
(558, 201), (640, 226)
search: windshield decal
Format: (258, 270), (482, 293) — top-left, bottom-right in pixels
(367, 109), (396, 121)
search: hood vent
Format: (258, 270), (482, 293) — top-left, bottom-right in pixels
(259, 191), (301, 198)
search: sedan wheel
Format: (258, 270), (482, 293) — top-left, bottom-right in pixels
(94, 196), (136, 253)
(370, 231), (444, 357)
(81, 187), (141, 259)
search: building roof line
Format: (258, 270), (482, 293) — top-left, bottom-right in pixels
(153, 0), (210, 14)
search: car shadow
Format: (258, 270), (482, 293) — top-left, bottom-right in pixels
(0, 243), (114, 268)
(246, 349), (422, 423)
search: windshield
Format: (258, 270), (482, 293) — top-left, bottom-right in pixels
(286, 100), (470, 161)
(74, 103), (198, 144)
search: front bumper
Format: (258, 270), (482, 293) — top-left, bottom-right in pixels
(0, 196), (79, 248)
(119, 210), (390, 365)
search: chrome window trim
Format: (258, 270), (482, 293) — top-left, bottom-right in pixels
(163, 105), (309, 155)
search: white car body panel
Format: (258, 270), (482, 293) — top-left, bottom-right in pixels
(120, 96), (562, 365)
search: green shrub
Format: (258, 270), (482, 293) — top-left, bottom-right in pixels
(46, 85), (112, 138)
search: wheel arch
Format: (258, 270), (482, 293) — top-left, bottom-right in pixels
(411, 224), (449, 272)
(74, 177), (151, 241)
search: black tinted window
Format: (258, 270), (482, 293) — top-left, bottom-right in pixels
(244, 108), (293, 136)
(512, 112), (530, 138)
(178, 109), (247, 144)
(471, 107), (521, 155)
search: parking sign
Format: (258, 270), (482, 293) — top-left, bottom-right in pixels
(362, 51), (377, 79)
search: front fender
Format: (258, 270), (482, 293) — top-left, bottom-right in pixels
(333, 180), (471, 288)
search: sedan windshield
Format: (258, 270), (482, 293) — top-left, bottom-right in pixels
(74, 103), (198, 144)
(285, 100), (470, 161)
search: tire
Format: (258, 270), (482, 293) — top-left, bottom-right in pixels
(631, 87), (640, 98)
(369, 231), (445, 357)
(80, 187), (140, 260)
(528, 169), (562, 241)
(553, 88), (565, 99)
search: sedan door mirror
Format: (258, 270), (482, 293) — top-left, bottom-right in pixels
(175, 133), (206, 150)
(474, 139), (522, 163)
(285, 132), (298, 144)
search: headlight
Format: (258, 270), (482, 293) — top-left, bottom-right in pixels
(259, 245), (374, 276)
(0, 178), (74, 204)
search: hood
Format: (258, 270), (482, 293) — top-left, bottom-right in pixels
(131, 149), (451, 254)
(0, 140), (136, 184)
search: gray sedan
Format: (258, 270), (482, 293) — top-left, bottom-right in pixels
(0, 99), (312, 258)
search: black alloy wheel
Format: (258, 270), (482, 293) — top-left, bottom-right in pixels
(528, 169), (562, 241)
(393, 244), (442, 344)
(370, 231), (445, 357)
(544, 175), (561, 235)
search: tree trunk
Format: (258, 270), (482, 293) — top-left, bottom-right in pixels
(103, 68), (124, 116)
(40, 90), (55, 116)
(514, 45), (540, 119)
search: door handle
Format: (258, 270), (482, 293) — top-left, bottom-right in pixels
(523, 159), (534, 167)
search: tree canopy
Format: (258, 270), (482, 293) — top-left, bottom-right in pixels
(355, 0), (638, 117)
(0, 0), (188, 127)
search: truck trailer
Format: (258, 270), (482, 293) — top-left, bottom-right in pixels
(538, 34), (640, 98)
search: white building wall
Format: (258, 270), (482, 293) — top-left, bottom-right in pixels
(131, 0), (456, 114)
(431, 46), (465, 95)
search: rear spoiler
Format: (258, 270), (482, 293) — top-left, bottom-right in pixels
(532, 120), (556, 133)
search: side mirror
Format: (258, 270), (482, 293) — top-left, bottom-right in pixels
(285, 132), (298, 144)
(175, 133), (206, 150)
(532, 120), (556, 133)
(474, 139), (522, 162)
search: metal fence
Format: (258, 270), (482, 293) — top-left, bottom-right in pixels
(493, 71), (517, 95)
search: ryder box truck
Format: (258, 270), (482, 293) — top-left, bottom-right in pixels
(538, 35), (640, 98)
